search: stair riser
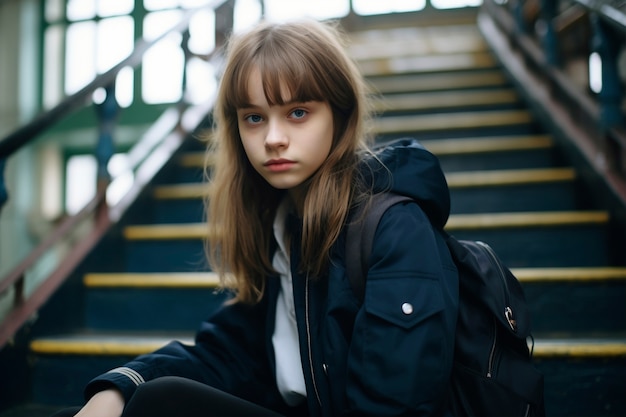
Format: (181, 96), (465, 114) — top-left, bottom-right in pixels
(147, 183), (579, 220)
(151, 201), (205, 224)
(125, 241), (208, 273)
(378, 102), (523, 117)
(376, 123), (540, 141)
(450, 183), (578, 214)
(451, 225), (609, 268)
(437, 149), (560, 172)
(85, 289), (228, 331)
(32, 355), (137, 407)
(535, 357), (626, 417)
(524, 281), (626, 334)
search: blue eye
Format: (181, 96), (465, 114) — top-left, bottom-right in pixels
(290, 109), (307, 119)
(245, 114), (263, 124)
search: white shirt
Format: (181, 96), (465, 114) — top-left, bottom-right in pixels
(271, 199), (307, 406)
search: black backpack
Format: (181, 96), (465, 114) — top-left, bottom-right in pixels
(346, 192), (545, 417)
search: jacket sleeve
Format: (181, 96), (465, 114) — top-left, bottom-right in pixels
(345, 201), (458, 416)
(84, 292), (284, 410)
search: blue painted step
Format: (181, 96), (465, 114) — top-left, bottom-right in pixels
(83, 273), (228, 331)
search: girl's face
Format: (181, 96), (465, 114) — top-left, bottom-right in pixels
(237, 69), (333, 199)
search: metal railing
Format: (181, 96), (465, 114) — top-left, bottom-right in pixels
(480, 0), (626, 204)
(0, 0), (235, 347)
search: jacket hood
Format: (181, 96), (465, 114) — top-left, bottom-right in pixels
(360, 138), (450, 229)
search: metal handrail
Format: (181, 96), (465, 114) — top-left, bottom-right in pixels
(480, 0), (626, 205)
(0, 0), (232, 347)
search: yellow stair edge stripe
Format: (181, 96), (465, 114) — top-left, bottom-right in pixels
(153, 183), (208, 199)
(152, 167), (575, 201)
(31, 335), (626, 358)
(512, 267), (626, 283)
(533, 339), (626, 358)
(182, 136), (555, 172)
(179, 153), (213, 168)
(123, 223), (210, 240)
(446, 211), (609, 230)
(373, 89), (519, 113)
(422, 135), (554, 156)
(84, 272), (221, 288)
(30, 336), (193, 356)
(124, 211), (609, 240)
(374, 110), (533, 134)
(367, 71), (509, 94)
(446, 168), (576, 188)
(359, 51), (497, 77)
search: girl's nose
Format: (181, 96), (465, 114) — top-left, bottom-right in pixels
(264, 120), (288, 149)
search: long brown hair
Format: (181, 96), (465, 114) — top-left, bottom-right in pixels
(206, 19), (372, 304)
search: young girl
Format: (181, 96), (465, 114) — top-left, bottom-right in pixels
(65, 19), (458, 417)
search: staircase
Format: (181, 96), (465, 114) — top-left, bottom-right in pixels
(2, 10), (626, 417)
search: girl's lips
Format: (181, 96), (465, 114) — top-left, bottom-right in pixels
(265, 159), (295, 172)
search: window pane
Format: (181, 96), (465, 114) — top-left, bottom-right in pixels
(97, 0), (134, 17)
(66, 155), (96, 215)
(143, 9), (183, 41)
(188, 9), (215, 55)
(43, 24), (64, 108)
(116, 67), (134, 107)
(181, 0), (213, 7)
(264, 0), (349, 21)
(144, 0), (179, 11)
(234, 0), (262, 32)
(431, 0), (482, 9)
(45, 0), (64, 22)
(142, 37), (184, 103)
(65, 21), (97, 95)
(352, 0), (425, 15)
(186, 57), (217, 104)
(97, 16), (134, 73)
(67, 0), (96, 21)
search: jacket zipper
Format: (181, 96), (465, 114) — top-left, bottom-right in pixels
(305, 276), (323, 408)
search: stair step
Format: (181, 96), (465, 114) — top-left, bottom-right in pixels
(447, 210), (610, 267)
(358, 51), (497, 77)
(534, 338), (626, 417)
(153, 183), (208, 200)
(121, 211), (609, 268)
(84, 272), (220, 287)
(513, 267), (626, 334)
(349, 24), (486, 60)
(447, 167), (575, 187)
(448, 168), (578, 213)
(374, 88), (520, 113)
(83, 272), (227, 330)
(178, 135), (557, 174)
(123, 212), (608, 240)
(374, 109), (535, 139)
(367, 70), (509, 94)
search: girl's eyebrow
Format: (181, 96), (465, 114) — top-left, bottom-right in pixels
(239, 99), (316, 110)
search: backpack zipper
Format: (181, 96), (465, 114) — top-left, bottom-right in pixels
(305, 276), (323, 408)
(487, 317), (497, 378)
(475, 241), (517, 332)
(476, 241), (514, 379)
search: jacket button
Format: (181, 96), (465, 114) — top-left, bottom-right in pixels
(401, 303), (413, 315)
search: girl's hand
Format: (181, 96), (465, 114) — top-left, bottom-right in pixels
(73, 389), (125, 417)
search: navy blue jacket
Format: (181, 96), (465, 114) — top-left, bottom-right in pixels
(85, 139), (459, 416)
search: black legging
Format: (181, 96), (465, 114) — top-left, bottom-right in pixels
(51, 376), (286, 417)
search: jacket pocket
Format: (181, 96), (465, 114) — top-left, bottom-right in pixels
(364, 276), (444, 330)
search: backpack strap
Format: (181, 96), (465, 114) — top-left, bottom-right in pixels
(346, 192), (413, 302)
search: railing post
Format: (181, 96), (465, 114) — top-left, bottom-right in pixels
(591, 13), (624, 130)
(0, 159), (7, 213)
(513, 0), (528, 34)
(540, 0), (559, 66)
(95, 83), (118, 204)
